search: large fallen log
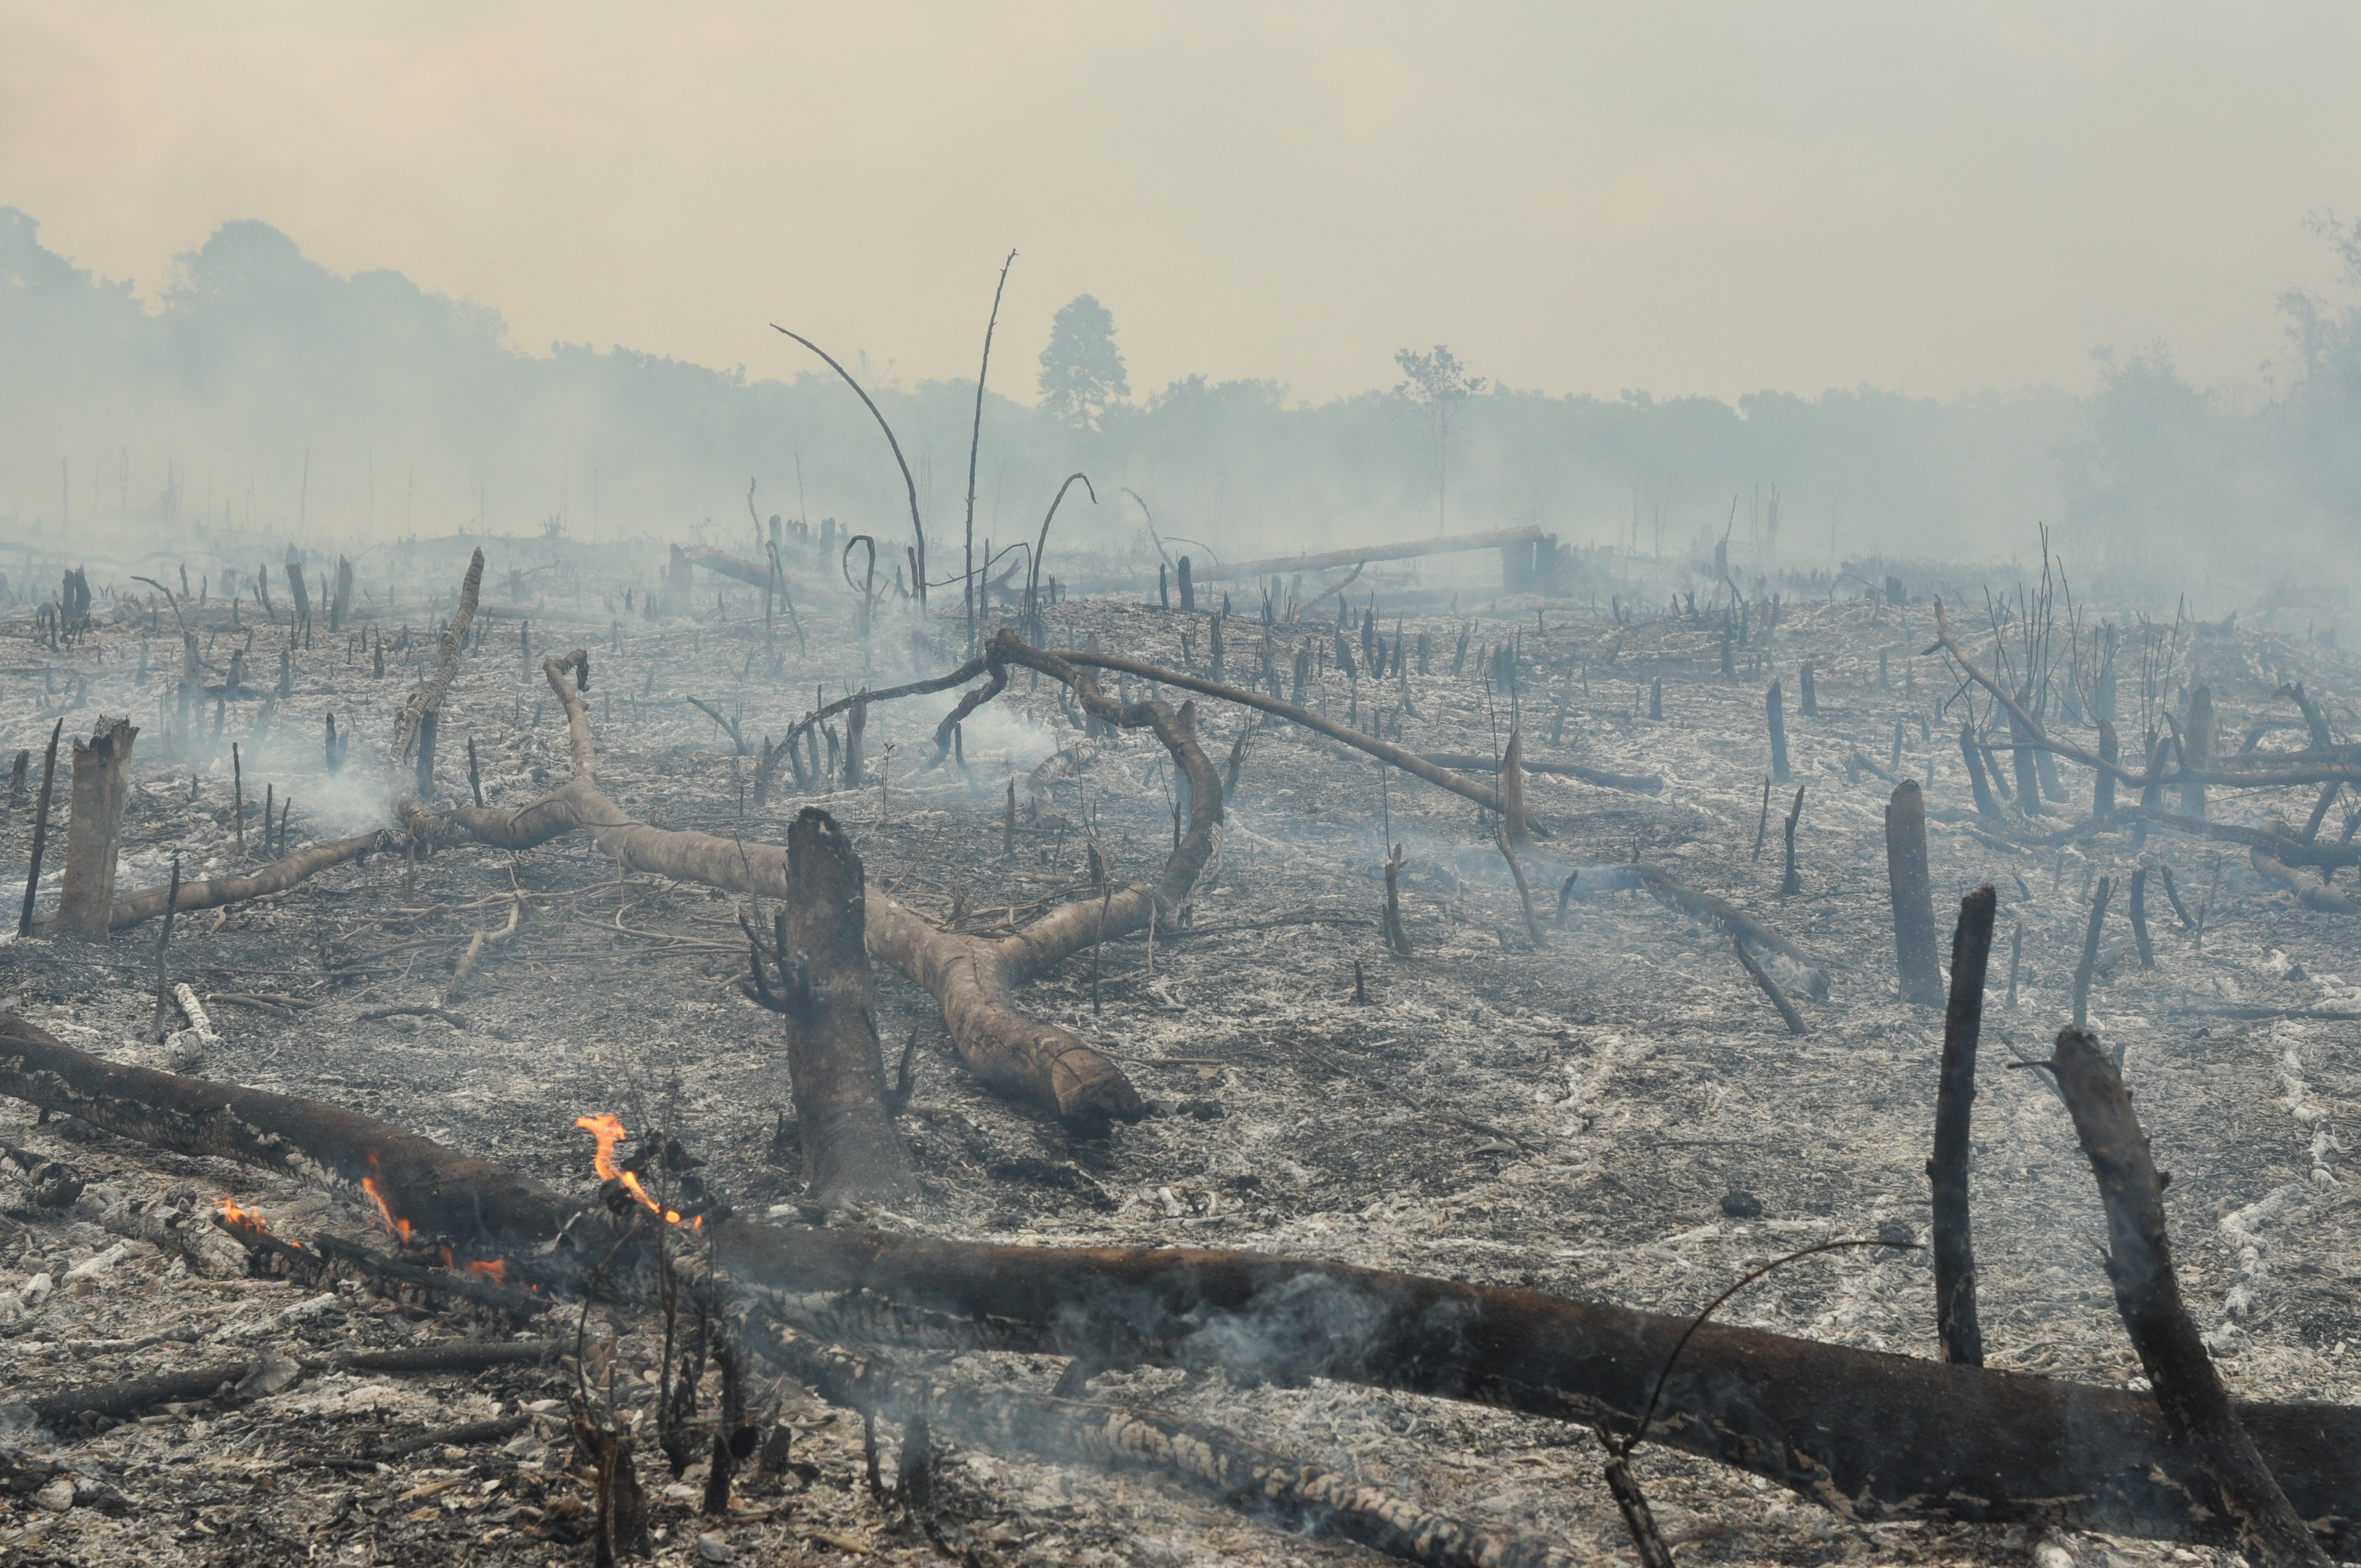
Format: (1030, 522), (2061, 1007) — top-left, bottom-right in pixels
(2117, 806), (2361, 869)
(679, 542), (834, 603)
(750, 1319), (1586, 1568)
(1560, 863), (1834, 998)
(0, 1012), (573, 1253)
(1192, 526), (1544, 583)
(2, 1016), (2355, 1554)
(1419, 752), (1664, 796)
(96, 831), (386, 931)
(2041, 1026), (2329, 1567)
(423, 637), (1223, 1130)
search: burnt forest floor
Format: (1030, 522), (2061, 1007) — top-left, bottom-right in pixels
(3, 569), (2358, 1568)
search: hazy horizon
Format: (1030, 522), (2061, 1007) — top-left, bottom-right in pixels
(8, 4), (2361, 407)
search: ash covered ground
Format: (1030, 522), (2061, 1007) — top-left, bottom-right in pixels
(3, 553), (2358, 1567)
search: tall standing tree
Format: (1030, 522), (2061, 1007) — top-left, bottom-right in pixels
(1394, 345), (1484, 533)
(1038, 295), (1129, 429)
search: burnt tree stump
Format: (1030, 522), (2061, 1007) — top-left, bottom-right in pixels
(59, 718), (138, 939)
(1885, 781), (1946, 1006)
(755, 808), (916, 1212)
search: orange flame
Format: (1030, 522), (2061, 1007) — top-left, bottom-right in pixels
(576, 1113), (700, 1229)
(575, 1113), (628, 1182)
(360, 1175), (413, 1246)
(218, 1197), (303, 1249)
(465, 1259), (510, 1285)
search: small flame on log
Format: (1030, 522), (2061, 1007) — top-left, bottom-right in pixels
(359, 1173), (413, 1246)
(574, 1112), (703, 1229)
(464, 1258), (510, 1284)
(217, 1197), (300, 1246)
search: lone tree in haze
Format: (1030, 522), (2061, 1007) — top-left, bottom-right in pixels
(1395, 344), (1484, 533)
(1038, 295), (1129, 429)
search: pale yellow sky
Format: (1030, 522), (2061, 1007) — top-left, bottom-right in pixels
(5, 2), (2357, 405)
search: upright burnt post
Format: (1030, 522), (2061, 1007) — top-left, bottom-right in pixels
(2095, 720), (2119, 821)
(16, 720), (63, 938)
(1177, 556), (1195, 613)
(2040, 1027), (2330, 1567)
(745, 808), (916, 1211)
(2073, 876), (2113, 1029)
(1929, 885), (1996, 1365)
(1885, 782), (1946, 1006)
(1766, 679), (1791, 783)
(1959, 721), (2004, 822)
(2179, 685), (2213, 820)
(58, 718), (138, 939)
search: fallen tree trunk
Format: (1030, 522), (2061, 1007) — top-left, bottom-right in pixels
(2118, 806), (2361, 869)
(96, 831), (386, 930)
(1419, 752), (1664, 795)
(3, 1017), (2356, 1554)
(0, 1012), (575, 1253)
(424, 635), (1224, 1130)
(1562, 863), (1833, 998)
(1192, 525), (1544, 583)
(750, 1319), (1587, 1568)
(2042, 1027), (2329, 1567)
(680, 543), (833, 603)
(715, 1223), (2361, 1553)
(2252, 841), (2359, 914)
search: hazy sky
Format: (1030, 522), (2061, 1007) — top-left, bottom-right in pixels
(7, 3), (2358, 406)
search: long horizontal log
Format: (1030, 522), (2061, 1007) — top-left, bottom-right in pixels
(100, 831), (387, 930)
(713, 1223), (2361, 1554)
(2118, 807), (2360, 869)
(2, 1017), (2354, 1553)
(750, 1319), (1585, 1568)
(1193, 526), (1545, 584)
(1559, 863), (1832, 998)
(1421, 752), (1663, 796)
(0, 1012), (575, 1253)
(680, 543), (834, 602)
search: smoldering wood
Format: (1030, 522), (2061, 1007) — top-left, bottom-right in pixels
(750, 1317), (1590, 1568)
(1731, 934), (1807, 1035)
(1416, 752), (1663, 794)
(0, 1013), (574, 1253)
(2037, 1027), (2330, 1567)
(19, 1012), (2361, 1550)
(716, 1223), (2361, 1552)
(1929, 885), (1995, 1366)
